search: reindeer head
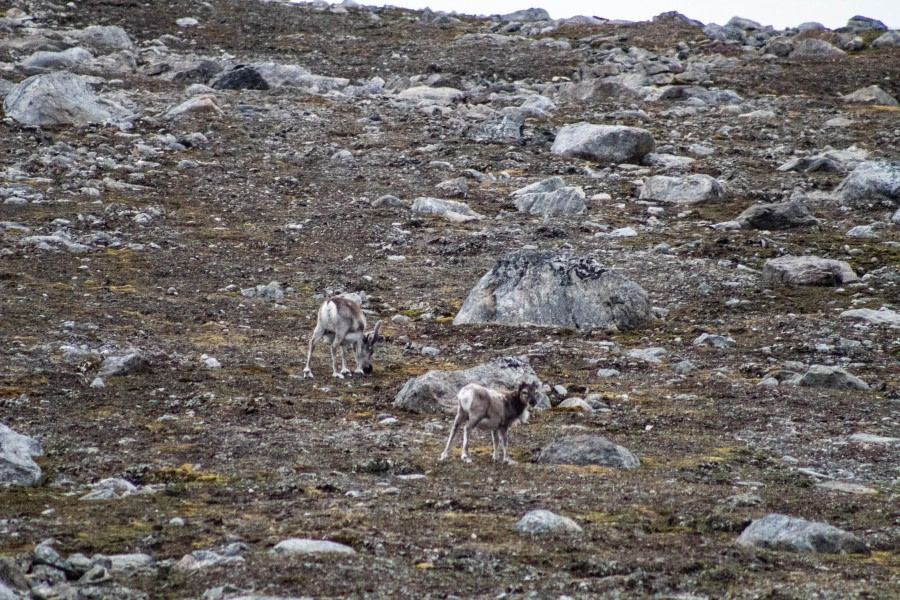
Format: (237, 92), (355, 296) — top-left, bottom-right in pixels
(358, 320), (383, 374)
(515, 379), (542, 423)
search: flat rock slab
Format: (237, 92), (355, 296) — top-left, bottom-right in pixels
(393, 356), (547, 413)
(397, 86), (463, 105)
(737, 514), (868, 554)
(798, 365), (868, 390)
(514, 510), (583, 534)
(736, 200), (819, 230)
(762, 255), (858, 286)
(639, 174), (725, 204)
(453, 251), (650, 331)
(537, 434), (640, 468)
(514, 186), (586, 215)
(0, 422), (43, 486)
(551, 123), (655, 164)
(271, 539), (356, 555)
(840, 308), (900, 327)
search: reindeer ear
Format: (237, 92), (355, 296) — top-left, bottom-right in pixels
(372, 320), (383, 340)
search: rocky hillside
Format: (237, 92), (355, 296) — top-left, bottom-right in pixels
(1, 1), (898, 598)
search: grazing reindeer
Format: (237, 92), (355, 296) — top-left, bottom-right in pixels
(303, 297), (383, 379)
(440, 380), (541, 464)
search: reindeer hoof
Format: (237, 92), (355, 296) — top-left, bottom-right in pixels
(302, 369), (313, 379)
(504, 458), (518, 465)
(340, 368), (351, 377)
(461, 455), (472, 463)
(439, 453), (449, 461)
(354, 369), (364, 376)
(332, 372), (345, 379)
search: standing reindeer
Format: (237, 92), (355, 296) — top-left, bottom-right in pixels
(303, 297), (383, 379)
(440, 380), (541, 464)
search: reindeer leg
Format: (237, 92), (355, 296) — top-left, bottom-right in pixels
(460, 423), (474, 463)
(338, 345), (350, 378)
(353, 339), (364, 376)
(491, 431), (499, 461)
(440, 409), (464, 461)
(501, 428), (516, 464)
(303, 327), (323, 379)
(329, 342), (344, 379)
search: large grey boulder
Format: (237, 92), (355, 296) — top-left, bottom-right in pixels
(799, 365), (869, 390)
(735, 200), (819, 229)
(3, 71), (132, 127)
(737, 514), (868, 554)
(537, 435), (640, 468)
(872, 31), (900, 48)
(410, 197), (483, 222)
(833, 161), (900, 206)
(271, 539), (356, 555)
(551, 123), (655, 165)
(0, 422), (43, 486)
(841, 85), (899, 107)
(453, 251), (651, 331)
(790, 38), (846, 58)
(75, 25), (133, 50)
(514, 510), (582, 535)
(512, 178), (586, 215)
(501, 8), (550, 21)
(639, 174), (726, 204)
(762, 255), (858, 286)
(393, 356), (548, 413)
(845, 15), (887, 33)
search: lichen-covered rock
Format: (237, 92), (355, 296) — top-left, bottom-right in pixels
(833, 161), (900, 206)
(790, 38), (846, 58)
(537, 435), (640, 468)
(99, 352), (149, 376)
(514, 510), (582, 534)
(271, 539), (356, 555)
(410, 197), (483, 222)
(1, 422), (43, 486)
(840, 308), (900, 327)
(798, 365), (869, 390)
(639, 174), (726, 204)
(453, 251), (650, 331)
(551, 123), (655, 164)
(762, 255), (858, 286)
(3, 71), (132, 127)
(393, 356), (548, 413)
(736, 200), (819, 229)
(737, 514), (868, 554)
(841, 85), (899, 107)
(75, 25), (133, 50)
(513, 186), (586, 215)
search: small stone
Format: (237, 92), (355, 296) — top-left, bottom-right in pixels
(596, 368), (620, 378)
(200, 354), (222, 369)
(90, 377), (105, 388)
(98, 352), (148, 377)
(553, 385), (567, 397)
(420, 346), (440, 357)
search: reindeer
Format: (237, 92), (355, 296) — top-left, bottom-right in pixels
(440, 380), (541, 464)
(303, 297), (383, 379)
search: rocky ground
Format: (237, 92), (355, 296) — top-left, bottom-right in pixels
(1, 1), (899, 599)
